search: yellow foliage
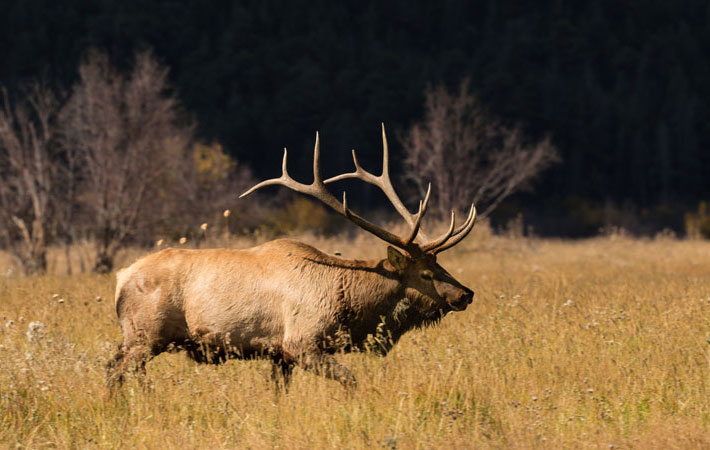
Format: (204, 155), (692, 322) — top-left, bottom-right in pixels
(193, 142), (236, 190)
(270, 197), (337, 234)
(684, 201), (710, 239)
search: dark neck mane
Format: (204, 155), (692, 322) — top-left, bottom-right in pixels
(303, 250), (447, 355)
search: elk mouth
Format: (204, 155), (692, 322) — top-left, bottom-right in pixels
(447, 300), (468, 311)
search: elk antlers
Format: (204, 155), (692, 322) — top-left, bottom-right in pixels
(240, 125), (476, 255)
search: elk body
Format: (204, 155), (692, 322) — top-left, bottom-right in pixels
(106, 126), (476, 391)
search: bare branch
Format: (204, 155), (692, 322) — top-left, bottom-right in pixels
(0, 82), (59, 274)
(401, 80), (558, 220)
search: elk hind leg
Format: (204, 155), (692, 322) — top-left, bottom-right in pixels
(105, 343), (155, 394)
(106, 344), (127, 392)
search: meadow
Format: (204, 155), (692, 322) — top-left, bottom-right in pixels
(1, 229), (709, 449)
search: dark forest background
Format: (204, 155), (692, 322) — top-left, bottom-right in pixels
(1, 0), (708, 236)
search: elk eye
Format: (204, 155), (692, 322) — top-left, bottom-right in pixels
(420, 270), (434, 280)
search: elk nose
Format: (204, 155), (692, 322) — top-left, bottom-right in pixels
(460, 288), (474, 305)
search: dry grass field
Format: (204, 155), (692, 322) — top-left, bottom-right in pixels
(1, 230), (709, 449)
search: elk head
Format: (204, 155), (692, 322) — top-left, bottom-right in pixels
(241, 124), (476, 316)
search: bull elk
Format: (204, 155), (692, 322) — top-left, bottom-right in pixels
(106, 125), (476, 391)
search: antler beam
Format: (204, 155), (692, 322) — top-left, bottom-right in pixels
(240, 133), (425, 254)
(241, 128), (476, 256)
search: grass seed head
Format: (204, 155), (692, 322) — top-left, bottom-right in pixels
(26, 321), (46, 342)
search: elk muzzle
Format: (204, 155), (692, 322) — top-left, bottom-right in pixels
(439, 284), (474, 311)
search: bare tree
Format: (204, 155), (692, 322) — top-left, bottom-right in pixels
(401, 80), (558, 217)
(0, 84), (59, 275)
(54, 129), (83, 275)
(60, 50), (193, 273)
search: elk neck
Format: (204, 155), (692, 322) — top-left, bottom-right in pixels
(316, 253), (435, 352)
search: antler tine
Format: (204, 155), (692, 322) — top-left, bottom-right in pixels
(404, 201), (424, 245)
(312, 131), (323, 185)
(420, 210), (457, 252)
(324, 124), (429, 242)
(430, 204), (477, 254)
(451, 203), (477, 237)
(404, 183), (431, 244)
(324, 149), (377, 184)
(241, 133), (340, 212)
(239, 148), (294, 198)
(380, 122), (391, 181)
(421, 201), (477, 252)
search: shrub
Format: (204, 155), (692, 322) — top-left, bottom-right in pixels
(684, 201), (710, 239)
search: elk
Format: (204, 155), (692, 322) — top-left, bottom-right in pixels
(106, 125), (476, 392)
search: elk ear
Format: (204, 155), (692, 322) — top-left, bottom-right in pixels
(387, 246), (408, 272)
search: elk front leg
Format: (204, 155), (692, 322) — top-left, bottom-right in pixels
(270, 355), (294, 391)
(295, 352), (357, 388)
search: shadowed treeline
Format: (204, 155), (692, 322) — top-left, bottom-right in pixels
(1, 0), (709, 235)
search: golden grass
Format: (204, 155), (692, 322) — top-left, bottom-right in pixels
(1, 233), (709, 449)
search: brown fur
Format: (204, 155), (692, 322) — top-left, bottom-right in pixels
(106, 239), (473, 391)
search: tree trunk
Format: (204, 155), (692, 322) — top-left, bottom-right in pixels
(93, 249), (114, 274)
(64, 243), (73, 276)
(20, 249), (47, 276)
